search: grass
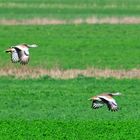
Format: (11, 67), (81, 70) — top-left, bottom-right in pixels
(0, 120), (139, 139)
(0, 0), (140, 19)
(0, 24), (140, 69)
(0, 76), (139, 139)
(0, 1), (140, 139)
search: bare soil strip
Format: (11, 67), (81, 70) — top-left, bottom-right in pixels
(1, 17), (140, 25)
(0, 19), (66, 25)
(0, 67), (140, 79)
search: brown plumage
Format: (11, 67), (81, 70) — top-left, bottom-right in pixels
(5, 44), (37, 65)
(88, 92), (121, 111)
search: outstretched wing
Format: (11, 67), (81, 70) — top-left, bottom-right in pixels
(99, 96), (118, 111)
(108, 101), (118, 111)
(19, 50), (29, 65)
(14, 47), (29, 65)
(92, 100), (104, 109)
(11, 49), (20, 63)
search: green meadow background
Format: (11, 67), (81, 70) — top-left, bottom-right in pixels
(0, 25), (140, 69)
(0, 0), (140, 19)
(0, 0), (140, 139)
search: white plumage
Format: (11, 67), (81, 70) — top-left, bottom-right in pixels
(10, 48), (20, 63)
(5, 44), (38, 65)
(89, 92), (121, 111)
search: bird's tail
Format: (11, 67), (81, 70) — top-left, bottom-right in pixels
(28, 44), (38, 48)
(110, 92), (121, 96)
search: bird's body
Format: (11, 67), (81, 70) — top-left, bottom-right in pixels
(89, 92), (121, 111)
(5, 44), (37, 65)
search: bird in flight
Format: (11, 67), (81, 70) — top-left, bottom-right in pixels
(88, 92), (121, 111)
(5, 44), (38, 65)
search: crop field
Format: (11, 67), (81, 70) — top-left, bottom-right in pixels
(0, 24), (140, 69)
(0, 77), (140, 139)
(0, 0), (140, 19)
(0, 0), (140, 139)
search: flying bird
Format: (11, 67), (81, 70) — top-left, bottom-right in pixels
(5, 44), (37, 65)
(88, 92), (121, 111)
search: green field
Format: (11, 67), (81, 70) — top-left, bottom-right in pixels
(0, 0), (140, 19)
(0, 24), (140, 69)
(0, 77), (140, 139)
(0, 0), (140, 139)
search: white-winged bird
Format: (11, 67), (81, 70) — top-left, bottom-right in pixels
(5, 44), (38, 65)
(88, 92), (121, 111)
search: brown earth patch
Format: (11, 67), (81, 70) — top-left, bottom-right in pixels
(0, 67), (140, 79)
(1, 17), (140, 25)
(0, 19), (66, 25)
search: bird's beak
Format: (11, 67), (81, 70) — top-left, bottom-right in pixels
(5, 49), (11, 53)
(88, 98), (93, 101)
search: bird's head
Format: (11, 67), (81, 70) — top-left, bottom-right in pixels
(88, 96), (101, 101)
(5, 48), (15, 53)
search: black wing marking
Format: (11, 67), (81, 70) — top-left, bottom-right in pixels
(14, 47), (22, 59)
(14, 47), (29, 65)
(99, 97), (118, 111)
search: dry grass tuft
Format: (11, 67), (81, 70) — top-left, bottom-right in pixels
(0, 67), (140, 79)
